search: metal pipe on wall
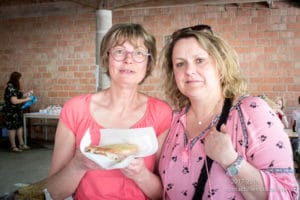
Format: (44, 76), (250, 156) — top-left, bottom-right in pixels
(95, 9), (112, 91)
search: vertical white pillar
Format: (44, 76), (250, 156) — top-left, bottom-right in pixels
(96, 9), (112, 91)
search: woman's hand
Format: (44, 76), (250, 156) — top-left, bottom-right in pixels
(25, 96), (32, 102)
(121, 158), (147, 181)
(121, 157), (163, 199)
(204, 125), (238, 169)
(205, 126), (268, 199)
(24, 90), (33, 97)
(275, 108), (284, 116)
(71, 149), (102, 171)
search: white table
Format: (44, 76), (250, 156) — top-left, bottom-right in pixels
(23, 112), (59, 145)
(285, 128), (298, 139)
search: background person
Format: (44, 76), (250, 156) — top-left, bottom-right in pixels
(3, 71), (32, 152)
(292, 96), (300, 132)
(258, 94), (289, 129)
(159, 25), (299, 200)
(45, 23), (172, 200)
(273, 96), (289, 128)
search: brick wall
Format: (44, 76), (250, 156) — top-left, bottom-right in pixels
(0, 1), (299, 120)
(0, 10), (96, 109)
(114, 1), (300, 117)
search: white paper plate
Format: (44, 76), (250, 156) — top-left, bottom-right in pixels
(80, 127), (158, 169)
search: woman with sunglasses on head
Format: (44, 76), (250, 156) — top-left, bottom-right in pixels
(45, 23), (172, 200)
(159, 25), (299, 200)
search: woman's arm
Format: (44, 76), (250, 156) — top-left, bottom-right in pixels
(205, 97), (298, 200)
(205, 126), (268, 199)
(46, 122), (99, 199)
(281, 114), (289, 128)
(275, 108), (290, 128)
(122, 158), (163, 200)
(10, 96), (31, 105)
(121, 129), (169, 200)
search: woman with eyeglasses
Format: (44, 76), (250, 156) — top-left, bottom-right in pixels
(45, 23), (172, 200)
(159, 25), (299, 200)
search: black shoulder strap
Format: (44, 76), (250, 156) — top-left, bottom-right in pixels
(216, 98), (232, 132)
(192, 98), (232, 200)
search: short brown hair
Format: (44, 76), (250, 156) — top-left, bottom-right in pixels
(100, 23), (156, 84)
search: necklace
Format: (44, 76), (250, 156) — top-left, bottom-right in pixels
(196, 98), (222, 126)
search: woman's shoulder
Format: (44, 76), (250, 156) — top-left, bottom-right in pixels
(146, 96), (173, 124)
(6, 83), (14, 88)
(5, 83), (16, 91)
(62, 94), (92, 112)
(60, 94), (92, 122)
(148, 96), (172, 110)
(233, 95), (267, 108)
(232, 94), (275, 123)
(64, 94), (92, 105)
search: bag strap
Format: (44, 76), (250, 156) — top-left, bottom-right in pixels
(192, 98), (232, 200)
(216, 98), (232, 132)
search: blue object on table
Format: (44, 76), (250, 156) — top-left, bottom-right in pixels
(1, 127), (8, 137)
(21, 95), (38, 109)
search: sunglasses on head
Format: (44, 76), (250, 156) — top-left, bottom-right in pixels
(171, 24), (213, 39)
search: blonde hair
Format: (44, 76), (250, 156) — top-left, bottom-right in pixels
(273, 96), (286, 109)
(257, 94), (277, 109)
(160, 30), (247, 109)
(100, 23), (156, 84)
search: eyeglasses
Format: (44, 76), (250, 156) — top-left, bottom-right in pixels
(109, 47), (151, 63)
(171, 24), (213, 39)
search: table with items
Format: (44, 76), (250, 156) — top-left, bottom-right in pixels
(23, 112), (59, 145)
(286, 128), (299, 139)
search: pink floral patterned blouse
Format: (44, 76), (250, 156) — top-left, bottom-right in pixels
(159, 95), (299, 200)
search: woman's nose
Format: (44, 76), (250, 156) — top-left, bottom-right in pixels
(124, 51), (134, 63)
(185, 63), (196, 75)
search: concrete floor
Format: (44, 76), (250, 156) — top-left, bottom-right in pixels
(0, 137), (53, 198)
(0, 137), (300, 199)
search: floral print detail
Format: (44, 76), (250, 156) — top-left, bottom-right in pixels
(207, 188), (218, 198)
(267, 121), (273, 127)
(249, 102), (258, 108)
(197, 157), (203, 162)
(171, 156), (177, 161)
(167, 183), (174, 191)
(181, 190), (188, 196)
(260, 135), (267, 142)
(276, 141), (284, 149)
(268, 160), (275, 168)
(182, 166), (189, 174)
